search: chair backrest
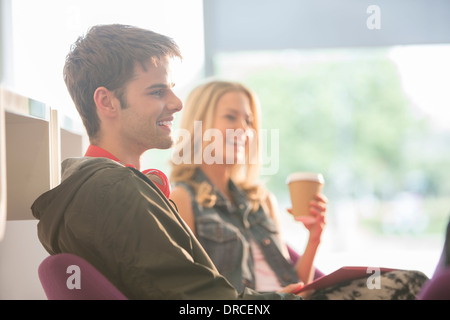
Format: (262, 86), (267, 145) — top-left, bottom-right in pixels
(417, 221), (450, 300)
(38, 253), (128, 300)
(287, 244), (325, 280)
(416, 250), (450, 300)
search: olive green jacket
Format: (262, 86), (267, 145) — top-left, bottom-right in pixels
(32, 157), (299, 300)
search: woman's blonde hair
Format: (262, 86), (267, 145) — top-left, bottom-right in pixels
(170, 79), (267, 211)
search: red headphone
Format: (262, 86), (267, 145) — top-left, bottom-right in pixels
(84, 146), (171, 198)
(141, 169), (171, 198)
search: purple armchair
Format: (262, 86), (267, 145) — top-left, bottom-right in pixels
(416, 253), (450, 300)
(287, 245), (325, 280)
(417, 222), (450, 300)
(38, 253), (128, 300)
(38, 248), (323, 300)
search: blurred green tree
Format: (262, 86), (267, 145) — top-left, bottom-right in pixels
(240, 52), (435, 204)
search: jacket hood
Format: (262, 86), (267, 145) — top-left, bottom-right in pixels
(31, 157), (123, 254)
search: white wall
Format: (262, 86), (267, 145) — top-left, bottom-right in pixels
(0, 220), (48, 299)
(0, 90), (86, 299)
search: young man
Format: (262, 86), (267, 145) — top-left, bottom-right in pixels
(31, 24), (301, 300)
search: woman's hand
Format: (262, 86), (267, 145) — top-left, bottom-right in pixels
(277, 282), (304, 295)
(287, 193), (327, 243)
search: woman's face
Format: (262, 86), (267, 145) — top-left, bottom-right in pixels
(207, 90), (254, 165)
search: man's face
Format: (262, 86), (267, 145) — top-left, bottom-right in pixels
(117, 56), (183, 152)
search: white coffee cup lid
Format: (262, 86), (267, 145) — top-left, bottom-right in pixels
(286, 172), (324, 184)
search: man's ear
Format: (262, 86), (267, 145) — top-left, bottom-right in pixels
(93, 87), (119, 118)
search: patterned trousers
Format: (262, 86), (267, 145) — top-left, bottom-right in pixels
(307, 270), (429, 300)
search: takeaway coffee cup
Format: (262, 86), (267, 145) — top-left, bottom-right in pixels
(286, 172), (325, 218)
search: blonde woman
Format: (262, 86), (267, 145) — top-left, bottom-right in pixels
(170, 80), (327, 294)
(169, 79), (430, 300)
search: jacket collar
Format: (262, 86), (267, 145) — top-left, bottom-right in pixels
(193, 168), (250, 212)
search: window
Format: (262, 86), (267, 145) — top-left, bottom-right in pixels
(3, 0), (204, 124)
(2, 0), (204, 171)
